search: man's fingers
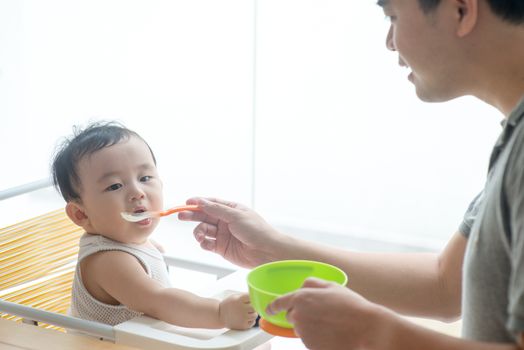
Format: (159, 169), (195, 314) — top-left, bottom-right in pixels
(178, 209), (209, 222)
(193, 222), (218, 241)
(178, 203), (220, 225)
(199, 236), (217, 252)
(285, 307), (297, 326)
(192, 197), (242, 223)
(266, 281), (332, 325)
(266, 292), (295, 316)
(202, 197), (241, 209)
(301, 277), (333, 289)
(182, 197), (247, 225)
(186, 196), (239, 209)
(192, 222), (218, 252)
(266, 280), (332, 316)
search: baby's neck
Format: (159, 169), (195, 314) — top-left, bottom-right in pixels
(85, 231), (153, 247)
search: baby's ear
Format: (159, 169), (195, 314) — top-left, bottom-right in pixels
(65, 201), (89, 227)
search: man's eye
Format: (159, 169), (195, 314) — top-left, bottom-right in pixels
(106, 183), (122, 191)
(140, 176), (152, 182)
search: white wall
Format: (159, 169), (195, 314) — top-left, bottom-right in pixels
(0, 0), (503, 251)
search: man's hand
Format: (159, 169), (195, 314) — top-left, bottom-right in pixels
(267, 277), (385, 350)
(179, 197), (283, 268)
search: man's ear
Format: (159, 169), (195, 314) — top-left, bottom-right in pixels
(455, 0), (478, 37)
(65, 201), (89, 227)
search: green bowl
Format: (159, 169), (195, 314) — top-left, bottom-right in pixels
(247, 260), (348, 329)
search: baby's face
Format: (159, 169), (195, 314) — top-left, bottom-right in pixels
(74, 135), (163, 244)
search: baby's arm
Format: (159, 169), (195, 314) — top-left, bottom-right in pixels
(82, 250), (256, 329)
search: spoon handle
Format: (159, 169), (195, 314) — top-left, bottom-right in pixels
(159, 205), (200, 217)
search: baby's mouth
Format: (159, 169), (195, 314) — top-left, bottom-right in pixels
(137, 218), (151, 225)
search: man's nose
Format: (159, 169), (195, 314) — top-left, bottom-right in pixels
(386, 25), (395, 51)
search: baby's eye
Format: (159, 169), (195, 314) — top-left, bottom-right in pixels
(106, 183), (122, 191)
(140, 175), (152, 182)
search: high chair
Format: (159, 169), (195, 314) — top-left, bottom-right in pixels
(0, 181), (272, 350)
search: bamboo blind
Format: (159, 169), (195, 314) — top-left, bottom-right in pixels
(0, 209), (82, 330)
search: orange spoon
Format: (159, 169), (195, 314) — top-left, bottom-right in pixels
(120, 205), (199, 222)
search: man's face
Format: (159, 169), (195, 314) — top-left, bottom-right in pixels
(382, 0), (466, 102)
(73, 135), (163, 244)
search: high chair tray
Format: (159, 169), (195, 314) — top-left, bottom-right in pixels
(115, 314), (269, 350)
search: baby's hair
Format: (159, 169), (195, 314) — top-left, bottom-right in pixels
(51, 120), (156, 202)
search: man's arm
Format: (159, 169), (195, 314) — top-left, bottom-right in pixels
(268, 277), (523, 350)
(274, 231), (466, 320)
(181, 197), (466, 319)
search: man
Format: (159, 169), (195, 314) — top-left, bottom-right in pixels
(180, 0), (524, 348)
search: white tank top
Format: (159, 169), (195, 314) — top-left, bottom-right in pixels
(70, 233), (172, 325)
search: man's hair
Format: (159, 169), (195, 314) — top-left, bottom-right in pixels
(418, 0), (524, 24)
(52, 121), (157, 202)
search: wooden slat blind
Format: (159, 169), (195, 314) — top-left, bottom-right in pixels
(0, 209), (82, 330)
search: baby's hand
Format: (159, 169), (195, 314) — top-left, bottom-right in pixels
(218, 293), (257, 330)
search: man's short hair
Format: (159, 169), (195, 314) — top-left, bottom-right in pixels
(418, 0), (524, 24)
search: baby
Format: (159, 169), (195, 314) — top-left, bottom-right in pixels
(52, 121), (257, 329)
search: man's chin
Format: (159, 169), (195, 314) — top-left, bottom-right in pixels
(414, 85), (462, 104)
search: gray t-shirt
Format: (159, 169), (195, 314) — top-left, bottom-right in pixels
(460, 96), (524, 343)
